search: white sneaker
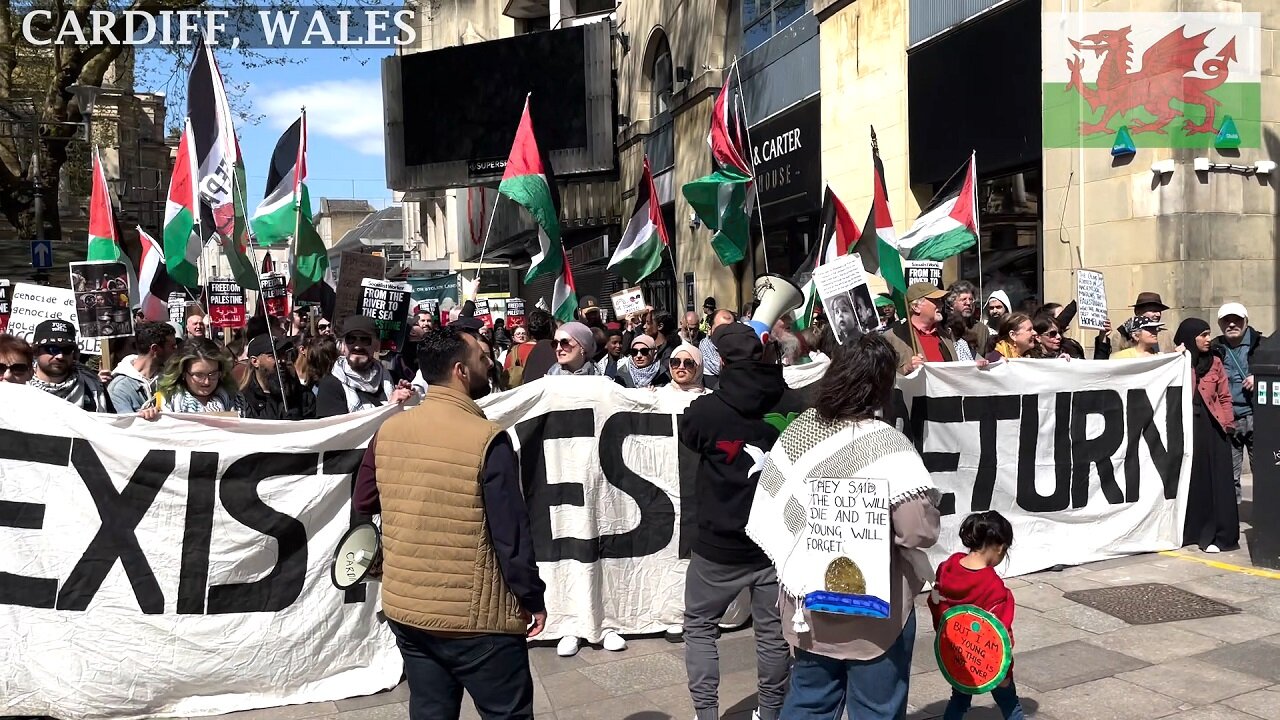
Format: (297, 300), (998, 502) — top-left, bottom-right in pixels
(664, 624), (684, 643)
(602, 630), (627, 651)
(1205, 545), (1222, 554)
(556, 635), (581, 657)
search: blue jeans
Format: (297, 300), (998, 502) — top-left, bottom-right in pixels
(389, 620), (534, 719)
(944, 679), (1025, 720)
(780, 611), (916, 720)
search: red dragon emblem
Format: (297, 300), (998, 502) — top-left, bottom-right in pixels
(1066, 25), (1237, 136)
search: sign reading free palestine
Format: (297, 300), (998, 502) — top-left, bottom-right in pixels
(1042, 12), (1261, 148)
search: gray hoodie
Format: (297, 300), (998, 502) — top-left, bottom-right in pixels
(107, 354), (158, 413)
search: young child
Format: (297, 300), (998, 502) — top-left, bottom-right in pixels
(928, 510), (1024, 720)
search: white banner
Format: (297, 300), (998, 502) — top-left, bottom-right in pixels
(0, 386), (402, 719)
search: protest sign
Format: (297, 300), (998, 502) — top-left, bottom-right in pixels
(474, 298), (493, 328)
(69, 260), (133, 339)
(335, 252), (386, 327)
(936, 606), (1013, 694)
(611, 287), (646, 319)
(207, 278), (247, 329)
(506, 298), (526, 327)
(168, 291), (188, 328)
(813, 254), (878, 343)
(0, 280), (11, 333)
(359, 278), (412, 352)
(1076, 269), (1109, 330)
(259, 272), (289, 318)
(8, 283), (101, 354)
(905, 260), (944, 290)
(416, 298), (439, 317)
(0, 387), (401, 719)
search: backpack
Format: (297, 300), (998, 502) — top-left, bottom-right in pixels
(507, 344), (526, 387)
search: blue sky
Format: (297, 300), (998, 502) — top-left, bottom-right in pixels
(213, 48), (394, 208)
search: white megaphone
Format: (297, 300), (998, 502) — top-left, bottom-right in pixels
(330, 522), (382, 589)
(747, 274), (805, 342)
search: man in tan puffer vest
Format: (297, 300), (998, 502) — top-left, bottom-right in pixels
(356, 326), (546, 719)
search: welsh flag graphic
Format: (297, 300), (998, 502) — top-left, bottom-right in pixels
(498, 96), (563, 283)
(86, 149), (121, 262)
(1043, 12), (1261, 148)
(608, 155), (670, 284)
(795, 186), (860, 331)
(897, 152), (979, 262)
(163, 118), (200, 288)
(683, 77), (755, 266)
(551, 248), (578, 323)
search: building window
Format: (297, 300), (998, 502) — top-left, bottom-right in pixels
(743, 0), (811, 54)
(957, 167), (1042, 311)
(573, 0), (616, 15)
(651, 36), (673, 116)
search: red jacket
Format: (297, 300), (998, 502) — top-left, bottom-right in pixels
(928, 553), (1016, 640)
(1196, 357), (1235, 434)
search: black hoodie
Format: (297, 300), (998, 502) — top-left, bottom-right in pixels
(679, 359), (802, 567)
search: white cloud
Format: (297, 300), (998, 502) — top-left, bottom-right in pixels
(257, 78), (383, 157)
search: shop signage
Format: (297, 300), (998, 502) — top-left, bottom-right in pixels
(749, 96), (821, 218)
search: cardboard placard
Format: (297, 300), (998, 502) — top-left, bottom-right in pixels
(69, 261), (134, 339)
(611, 287), (646, 319)
(0, 280), (11, 334)
(8, 283), (101, 354)
(335, 252), (386, 327)
(359, 278), (412, 352)
(207, 278), (247, 329)
(259, 273), (289, 318)
(416, 298), (440, 317)
(505, 298), (526, 328)
(905, 260), (944, 290)
(1076, 269), (1108, 330)
(813, 254), (879, 344)
(167, 292), (188, 328)
(799, 477), (892, 619)
(474, 298), (493, 329)
(936, 606), (1013, 694)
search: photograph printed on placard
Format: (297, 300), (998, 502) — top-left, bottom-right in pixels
(824, 292), (863, 345)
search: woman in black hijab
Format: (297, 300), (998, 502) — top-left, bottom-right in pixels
(1175, 318), (1239, 553)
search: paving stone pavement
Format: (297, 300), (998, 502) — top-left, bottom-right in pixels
(196, 489), (1280, 720)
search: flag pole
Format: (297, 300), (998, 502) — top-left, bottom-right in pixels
(293, 107), (317, 335)
(472, 187), (503, 300)
(244, 234), (290, 415)
(731, 59), (769, 276)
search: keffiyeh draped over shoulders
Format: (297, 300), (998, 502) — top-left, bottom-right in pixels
(746, 409), (938, 601)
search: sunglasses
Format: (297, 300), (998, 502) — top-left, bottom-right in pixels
(0, 362), (31, 375)
(1042, 330), (1061, 338)
(555, 338), (578, 350)
(670, 358), (697, 370)
(39, 344), (76, 357)
(317, 322), (331, 330)
(629, 347), (652, 357)
(344, 334), (375, 345)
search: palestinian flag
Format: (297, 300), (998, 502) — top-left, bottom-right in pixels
(251, 112), (328, 295)
(608, 156), (670, 284)
(551, 248), (577, 323)
(683, 76), (755, 267)
(163, 118), (200, 287)
(137, 227), (184, 322)
(897, 152), (979, 261)
(846, 128), (906, 315)
(795, 186), (861, 330)
(86, 149), (121, 262)
(498, 95), (563, 283)
(188, 38), (258, 290)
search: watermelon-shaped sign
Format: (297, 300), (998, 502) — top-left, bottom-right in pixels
(935, 605), (1013, 694)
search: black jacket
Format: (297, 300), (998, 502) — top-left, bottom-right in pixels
(521, 339), (558, 384)
(243, 371), (316, 420)
(678, 360), (805, 567)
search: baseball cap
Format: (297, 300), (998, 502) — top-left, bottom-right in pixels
(341, 315), (377, 338)
(1131, 316), (1165, 333)
(247, 334), (294, 357)
(906, 282), (947, 304)
(711, 322), (763, 363)
(1217, 302), (1248, 321)
(703, 296), (717, 309)
(33, 319), (77, 345)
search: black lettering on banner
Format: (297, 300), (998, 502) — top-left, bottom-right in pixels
(597, 412), (675, 559)
(207, 453), (315, 614)
(1052, 393), (1074, 512)
(57, 440), (172, 614)
(514, 409), (596, 563)
(1125, 387), (1185, 501)
(1069, 390), (1125, 508)
(964, 395), (1021, 512)
(1016, 394), (1067, 512)
(177, 452), (220, 615)
(324, 449), (370, 604)
(0, 429), (69, 608)
(908, 396), (962, 475)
